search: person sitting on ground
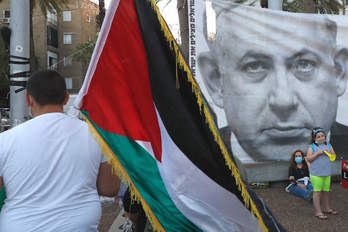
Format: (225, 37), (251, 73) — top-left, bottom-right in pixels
(286, 150), (313, 201)
(306, 127), (338, 220)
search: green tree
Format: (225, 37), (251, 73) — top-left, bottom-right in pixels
(0, 33), (9, 107)
(73, 0), (109, 75)
(283, 0), (342, 14)
(97, 0), (106, 28)
(72, 39), (96, 77)
(32, 0), (68, 14)
(74, 0), (107, 77)
(0, 39), (9, 88)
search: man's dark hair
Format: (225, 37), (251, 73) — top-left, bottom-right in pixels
(27, 70), (67, 106)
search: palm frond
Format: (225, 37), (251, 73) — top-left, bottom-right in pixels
(35, 0), (69, 16)
(283, 0), (342, 14)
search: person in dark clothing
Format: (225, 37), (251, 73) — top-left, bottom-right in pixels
(120, 188), (147, 232)
(285, 150), (313, 201)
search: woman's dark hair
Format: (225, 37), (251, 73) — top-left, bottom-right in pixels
(311, 127), (327, 145)
(27, 70), (66, 106)
(290, 149), (308, 170)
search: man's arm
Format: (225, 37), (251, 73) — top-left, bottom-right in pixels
(97, 162), (120, 197)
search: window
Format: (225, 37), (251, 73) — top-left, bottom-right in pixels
(49, 57), (57, 70)
(47, 9), (57, 25)
(3, 10), (10, 19)
(47, 51), (58, 70)
(63, 56), (72, 67)
(47, 26), (58, 48)
(63, 11), (71, 22)
(65, 78), (73, 90)
(87, 15), (92, 23)
(3, 10), (10, 23)
(63, 33), (72, 45)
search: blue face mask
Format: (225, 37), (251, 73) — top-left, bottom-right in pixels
(295, 157), (303, 164)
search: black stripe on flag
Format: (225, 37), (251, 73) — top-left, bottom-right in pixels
(134, 0), (242, 200)
(134, 1), (285, 231)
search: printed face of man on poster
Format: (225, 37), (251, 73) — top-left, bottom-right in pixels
(198, 3), (348, 161)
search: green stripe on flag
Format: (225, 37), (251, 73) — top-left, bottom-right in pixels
(0, 187), (5, 210)
(83, 111), (200, 231)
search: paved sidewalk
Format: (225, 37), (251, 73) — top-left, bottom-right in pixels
(108, 208), (152, 232)
(108, 208), (128, 232)
(100, 182), (348, 232)
(99, 199), (121, 232)
(254, 182), (348, 232)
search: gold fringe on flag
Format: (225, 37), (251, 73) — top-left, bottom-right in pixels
(148, 0), (268, 231)
(83, 114), (165, 232)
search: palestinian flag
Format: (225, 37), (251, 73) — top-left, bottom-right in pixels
(75, 0), (283, 231)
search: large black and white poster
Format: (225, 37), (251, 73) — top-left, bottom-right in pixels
(189, 0), (348, 182)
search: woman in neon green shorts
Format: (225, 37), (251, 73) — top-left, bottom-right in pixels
(306, 127), (338, 220)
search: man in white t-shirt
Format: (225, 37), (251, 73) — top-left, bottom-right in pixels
(0, 70), (119, 232)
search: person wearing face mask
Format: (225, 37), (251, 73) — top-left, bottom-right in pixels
(306, 127), (338, 220)
(286, 150), (312, 201)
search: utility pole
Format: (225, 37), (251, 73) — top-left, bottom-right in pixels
(9, 0), (30, 126)
(268, 0), (283, 10)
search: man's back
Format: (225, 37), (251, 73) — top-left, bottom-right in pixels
(0, 112), (104, 232)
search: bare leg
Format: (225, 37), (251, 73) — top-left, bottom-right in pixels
(313, 192), (322, 215)
(322, 192), (331, 212)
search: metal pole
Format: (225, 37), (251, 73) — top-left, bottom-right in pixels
(9, 0), (30, 126)
(268, 0), (283, 10)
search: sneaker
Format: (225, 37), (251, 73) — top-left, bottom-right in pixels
(119, 218), (135, 232)
(285, 183), (294, 192)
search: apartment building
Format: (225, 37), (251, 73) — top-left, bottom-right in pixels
(58, 0), (99, 92)
(0, 0), (99, 93)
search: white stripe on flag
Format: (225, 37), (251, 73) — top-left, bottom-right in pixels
(136, 140), (156, 161)
(153, 110), (262, 232)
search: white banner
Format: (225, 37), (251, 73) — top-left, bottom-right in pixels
(189, 0), (348, 182)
